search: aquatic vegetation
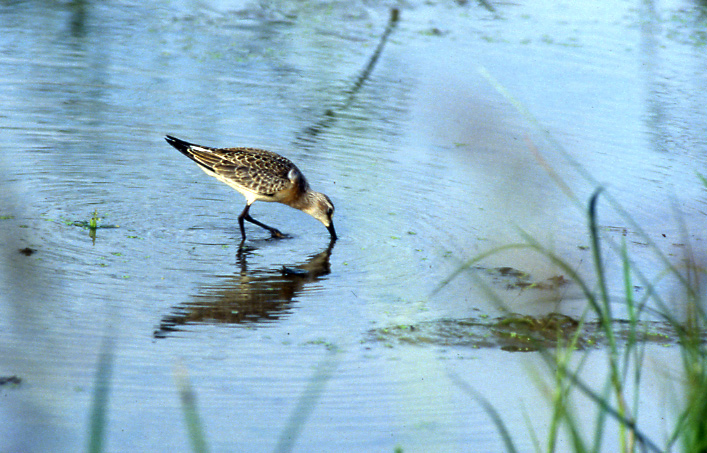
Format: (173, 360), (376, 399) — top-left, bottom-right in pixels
(423, 188), (704, 451)
(367, 313), (679, 352)
(65, 210), (119, 243)
(68, 210), (118, 231)
(428, 59), (707, 451)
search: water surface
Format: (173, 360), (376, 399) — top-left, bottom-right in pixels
(1, 0), (706, 450)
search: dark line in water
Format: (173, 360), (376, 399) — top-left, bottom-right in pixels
(476, 0), (497, 15)
(295, 8), (400, 144)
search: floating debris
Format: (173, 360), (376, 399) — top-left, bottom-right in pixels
(0, 376), (21, 386)
(478, 266), (572, 291)
(18, 247), (35, 256)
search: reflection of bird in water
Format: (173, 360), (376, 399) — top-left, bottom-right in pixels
(165, 135), (337, 241)
(154, 241), (334, 338)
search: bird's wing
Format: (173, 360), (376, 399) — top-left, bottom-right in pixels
(210, 148), (302, 196)
(166, 136), (307, 196)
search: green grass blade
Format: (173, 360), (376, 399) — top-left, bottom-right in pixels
(447, 371), (518, 453)
(697, 172), (707, 188)
(87, 336), (115, 453)
(539, 353), (662, 453)
(174, 364), (209, 453)
(520, 403), (542, 453)
(587, 190), (616, 347)
(274, 350), (339, 453)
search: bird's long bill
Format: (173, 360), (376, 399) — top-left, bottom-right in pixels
(327, 222), (337, 240)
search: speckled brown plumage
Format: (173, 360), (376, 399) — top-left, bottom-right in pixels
(165, 135), (336, 241)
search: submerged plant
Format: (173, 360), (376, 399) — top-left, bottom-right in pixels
(65, 210), (119, 243)
(89, 209), (99, 230)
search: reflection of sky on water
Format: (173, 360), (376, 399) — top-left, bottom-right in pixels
(1, 0), (706, 450)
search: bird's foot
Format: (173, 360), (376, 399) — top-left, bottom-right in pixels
(282, 266), (309, 276)
(269, 229), (287, 239)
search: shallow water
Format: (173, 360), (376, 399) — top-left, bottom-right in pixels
(1, 0), (706, 451)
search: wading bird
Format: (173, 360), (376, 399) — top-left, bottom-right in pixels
(166, 135), (336, 242)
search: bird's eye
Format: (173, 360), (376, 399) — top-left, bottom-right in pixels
(327, 208), (334, 216)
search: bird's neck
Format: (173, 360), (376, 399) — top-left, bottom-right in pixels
(289, 189), (317, 211)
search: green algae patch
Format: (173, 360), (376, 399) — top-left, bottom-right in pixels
(367, 313), (684, 352)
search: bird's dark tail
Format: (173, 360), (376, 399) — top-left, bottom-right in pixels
(165, 135), (218, 172)
(165, 135), (194, 155)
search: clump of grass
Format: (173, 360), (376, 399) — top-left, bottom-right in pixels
(442, 188), (704, 452)
(440, 67), (707, 452)
(669, 178), (707, 452)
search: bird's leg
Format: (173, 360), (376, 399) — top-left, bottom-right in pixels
(237, 205), (249, 241)
(238, 204), (285, 239)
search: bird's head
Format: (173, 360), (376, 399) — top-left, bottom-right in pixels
(304, 192), (336, 240)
